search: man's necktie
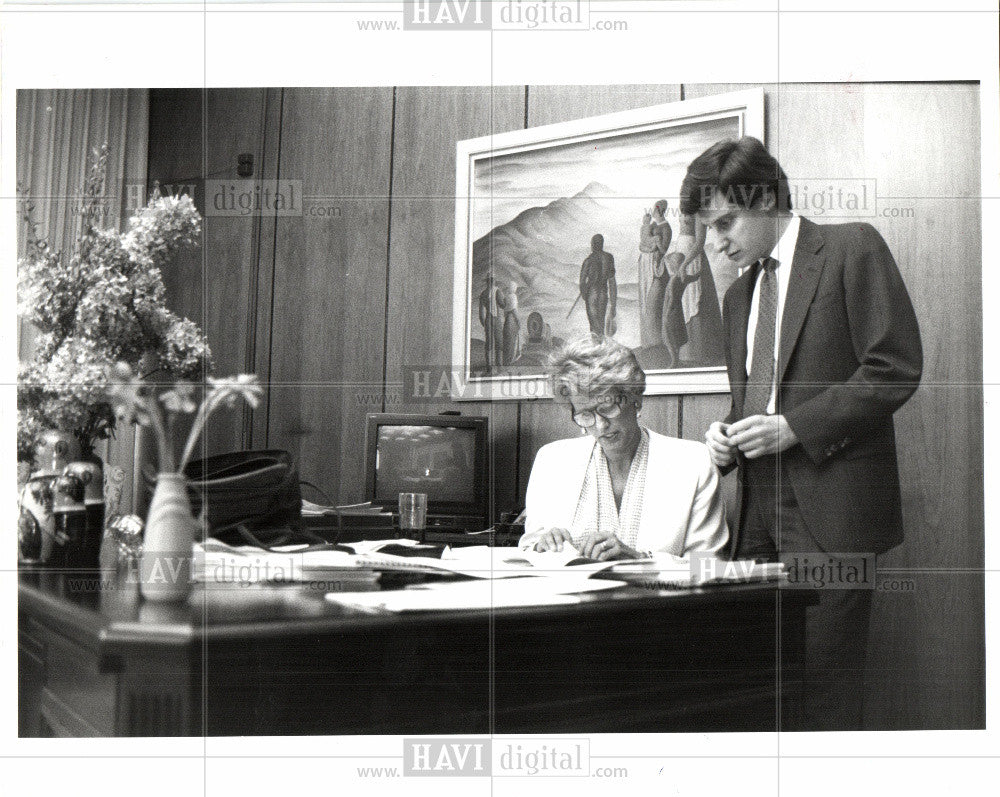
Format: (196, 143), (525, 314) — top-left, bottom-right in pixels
(743, 257), (779, 418)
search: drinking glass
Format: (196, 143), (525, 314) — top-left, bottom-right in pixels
(398, 492), (428, 542)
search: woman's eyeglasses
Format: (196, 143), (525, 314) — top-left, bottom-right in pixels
(571, 395), (631, 428)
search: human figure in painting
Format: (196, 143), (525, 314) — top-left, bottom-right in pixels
(637, 204), (672, 349)
(499, 282), (521, 365)
(527, 311), (545, 344)
(478, 274), (504, 370)
(661, 251), (703, 368)
(671, 212), (725, 366)
(637, 212), (664, 348)
(511, 311), (557, 369)
(579, 234), (617, 338)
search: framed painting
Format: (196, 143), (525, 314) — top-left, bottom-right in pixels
(451, 88), (764, 400)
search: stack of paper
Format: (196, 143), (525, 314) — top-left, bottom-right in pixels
(325, 575), (625, 613)
(192, 539), (379, 588)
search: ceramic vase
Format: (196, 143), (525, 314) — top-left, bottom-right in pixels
(18, 475), (57, 565)
(18, 430), (89, 567)
(140, 473), (195, 602)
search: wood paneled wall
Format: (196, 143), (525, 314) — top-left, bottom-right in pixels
(149, 83), (983, 730)
(146, 89), (272, 460)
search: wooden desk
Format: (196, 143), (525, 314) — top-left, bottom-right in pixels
(19, 562), (810, 736)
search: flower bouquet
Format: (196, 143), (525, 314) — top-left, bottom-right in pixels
(17, 144), (212, 467)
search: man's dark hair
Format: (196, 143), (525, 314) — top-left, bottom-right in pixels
(679, 136), (792, 216)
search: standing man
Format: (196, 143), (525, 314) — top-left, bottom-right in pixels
(580, 233), (617, 337)
(478, 274), (504, 370)
(680, 137), (922, 730)
(500, 281), (522, 365)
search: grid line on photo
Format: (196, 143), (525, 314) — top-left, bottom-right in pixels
(3, 3), (1000, 14)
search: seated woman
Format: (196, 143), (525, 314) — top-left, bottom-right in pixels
(519, 335), (729, 561)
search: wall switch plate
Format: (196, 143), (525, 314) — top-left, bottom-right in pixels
(237, 153), (253, 177)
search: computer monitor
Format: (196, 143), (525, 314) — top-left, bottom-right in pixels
(364, 413), (490, 527)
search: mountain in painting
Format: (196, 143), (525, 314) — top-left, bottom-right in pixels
(470, 181), (639, 350)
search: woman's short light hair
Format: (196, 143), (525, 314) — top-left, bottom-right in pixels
(549, 334), (646, 401)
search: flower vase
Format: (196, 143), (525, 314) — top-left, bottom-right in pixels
(18, 430), (82, 567)
(18, 475), (57, 566)
(140, 473), (195, 602)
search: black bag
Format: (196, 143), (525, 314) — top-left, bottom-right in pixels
(146, 450), (304, 547)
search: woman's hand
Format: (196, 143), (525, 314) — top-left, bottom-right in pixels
(578, 530), (640, 561)
(532, 527), (576, 553)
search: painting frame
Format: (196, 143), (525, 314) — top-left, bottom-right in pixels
(451, 88), (764, 400)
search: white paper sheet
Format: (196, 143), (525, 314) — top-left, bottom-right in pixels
(325, 576), (625, 613)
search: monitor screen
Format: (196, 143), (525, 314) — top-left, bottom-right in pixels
(373, 425), (476, 504)
(365, 414), (489, 519)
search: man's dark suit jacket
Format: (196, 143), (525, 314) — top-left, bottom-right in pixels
(722, 217), (923, 556)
